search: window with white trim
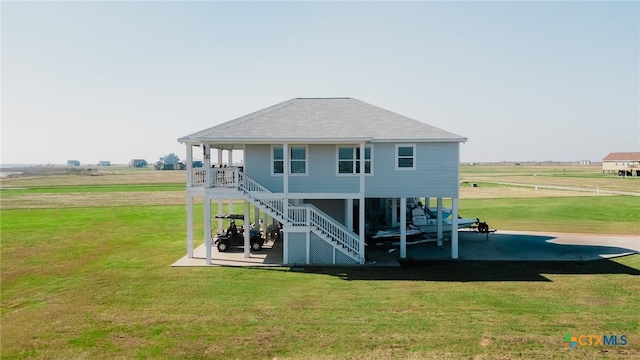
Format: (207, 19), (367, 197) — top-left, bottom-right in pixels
(272, 145), (307, 175)
(290, 146), (307, 174)
(338, 146), (372, 175)
(272, 146), (284, 174)
(396, 144), (416, 170)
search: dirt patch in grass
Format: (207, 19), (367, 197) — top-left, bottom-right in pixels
(1, 168), (185, 187)
(463, 175), (639, 193)
(460, 186), (609, 199)
(0, 192), (197, 209)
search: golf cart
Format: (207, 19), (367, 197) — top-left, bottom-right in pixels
(213, 214), (264, 252)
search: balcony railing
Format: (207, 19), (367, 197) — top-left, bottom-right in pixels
(190, 167), (239, 188)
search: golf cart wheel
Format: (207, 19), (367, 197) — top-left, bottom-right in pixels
(217, 241), (229, 252)
(250, 241), (263, 251)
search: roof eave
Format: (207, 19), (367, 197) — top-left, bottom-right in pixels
(179, 137), (373, 144)
(179, 136), (467, 145)
(372, 138), (467, 143)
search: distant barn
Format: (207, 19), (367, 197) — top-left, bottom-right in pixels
(98, 161), (111, 166)
(602, 152), (640, 176)
(129, 159), (148, 168)
(67, 160), (80, 166)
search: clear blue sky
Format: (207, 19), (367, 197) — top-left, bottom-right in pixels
(2, 1), (638, 165)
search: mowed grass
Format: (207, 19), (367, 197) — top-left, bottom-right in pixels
(2, 165), (640, 359)
(459, 196), (640, 235)
(2, 206), (639, 359)
(460, 164), (640, 193)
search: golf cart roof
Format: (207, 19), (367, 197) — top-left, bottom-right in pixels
(214, 214), (245, 220)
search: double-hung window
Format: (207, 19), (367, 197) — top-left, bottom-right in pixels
(272, 146), (284, 174)
(396, 144), (416, 170)
(290, 146), (307, 174)
(272, 145), (307, 175)
(338, 146), (372, 175)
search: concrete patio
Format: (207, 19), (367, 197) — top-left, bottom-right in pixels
(172, 239), (283, 267)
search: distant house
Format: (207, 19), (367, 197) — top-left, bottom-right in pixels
(602, 152), (640, 176)
(178, 97), (467, 265)
(67, 160), (80, 166)
(129, 159), (148, 168)
(155, 153), (184, 170)
(98, 161), (111, 166)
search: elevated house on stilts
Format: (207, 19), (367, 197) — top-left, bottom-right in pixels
(178, 98), (467, 265)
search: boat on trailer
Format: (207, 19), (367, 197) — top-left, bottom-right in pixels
(371, 223), (425, 239)
(408, 199), (477, 233)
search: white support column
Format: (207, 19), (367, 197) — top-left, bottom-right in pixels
(437, 197), (443, 247)
(262, 211), (268, 238)
(203, 145), (211, 187)
(400, 197), (407, 258)
(305, 231), (310, 264)
(359, 142), (366, 262)
(283, 232), (289, 264)
(186, 144), (193, 187)
(217, 149), (223, 167)
(391, 198), (398, 227)
(452, 197), (459, 259)
(217, 199), (223, 230)
(346, 198), (354, 231)
(204, 196), (212, 265)
(254, 206), (260, 231)
(227, 149), (234, 217)
(187, 194), (194, 258)
(244, 200), (250, 258)
(228, 199), (233, 215)
(283, 143), (289, 222)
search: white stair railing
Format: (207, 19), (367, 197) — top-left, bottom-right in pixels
(236, 171), (286, 220)
(236, 169), (361, 262)
(303, 205), (360, 256)
(210, 168), (237, 188)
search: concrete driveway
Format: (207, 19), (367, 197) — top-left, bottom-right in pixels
(397, 230), (640, 262)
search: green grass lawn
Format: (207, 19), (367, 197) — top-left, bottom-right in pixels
(459, 196), (640, 235)
(2, 168), (639, 359)
(2, 205), (639, 359)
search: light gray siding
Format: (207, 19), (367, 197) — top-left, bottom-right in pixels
(290, 145), (359, 193)
(244, 144), (283, 192)
(366, 142), (459, 198)
(244, 144), (359, 193)
(244, 142), (459, 198)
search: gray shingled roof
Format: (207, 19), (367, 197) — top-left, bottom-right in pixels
(178, 98), (466, 144)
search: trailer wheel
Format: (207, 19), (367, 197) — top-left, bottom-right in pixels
(384, 242), (393, 251)
(217, 240), (229, 252)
